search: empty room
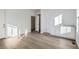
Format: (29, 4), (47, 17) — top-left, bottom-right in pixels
(0, 9), (77, 49)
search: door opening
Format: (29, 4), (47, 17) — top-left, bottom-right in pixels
(31, 16), (35, 32)
(38, 14), (41, 33)
(35, 14), (41, 33)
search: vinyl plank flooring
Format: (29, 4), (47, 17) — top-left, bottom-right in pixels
(0, 32), (77, 49)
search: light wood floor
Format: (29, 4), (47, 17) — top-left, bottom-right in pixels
(0, 32), (77, 49)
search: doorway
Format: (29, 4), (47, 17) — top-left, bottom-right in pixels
(38, 14), (41, 33)
(31, 15), (41, 33)
(35, 14), (41, 33)
(31, 16), (35, 32)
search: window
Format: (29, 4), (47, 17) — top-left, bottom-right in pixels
(54, 15), (62, 26)
(7, 24), (18, 37)
(60, 26), (71, 34)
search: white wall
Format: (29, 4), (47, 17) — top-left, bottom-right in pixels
(0, 9), (35, 37)
(5, 9), (35, 36)
(76, 9), (79, 47)
(41, 9), (76, 39)
(0, 10), (6, 38)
